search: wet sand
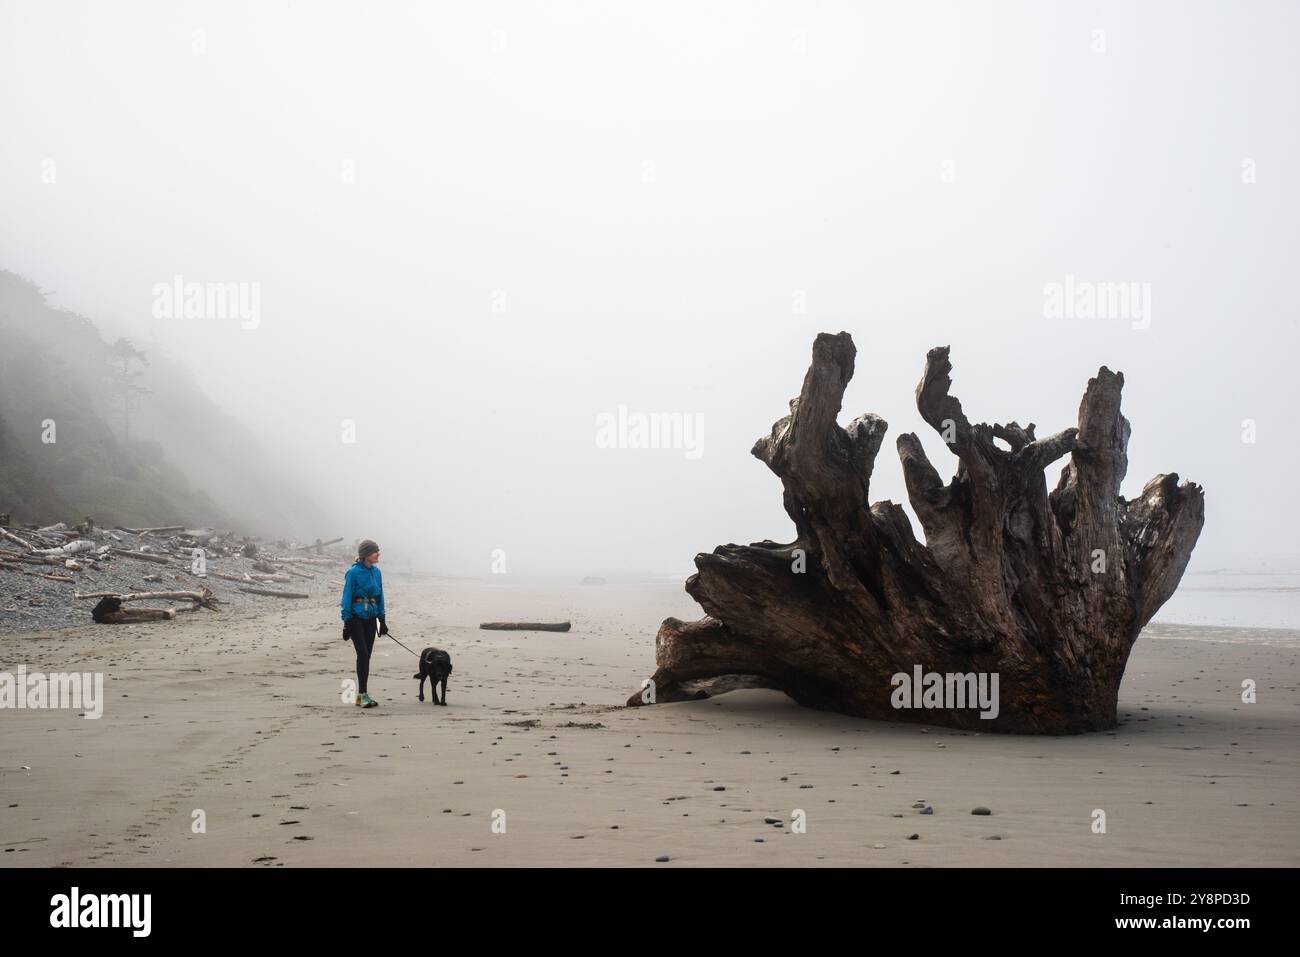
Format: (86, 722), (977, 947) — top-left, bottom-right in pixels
(2, 574), (1297, 866)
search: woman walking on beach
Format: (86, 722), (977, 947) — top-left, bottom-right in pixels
(342, 538), (387, 708)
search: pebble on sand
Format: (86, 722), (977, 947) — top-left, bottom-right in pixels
(971, 806), (992, 815)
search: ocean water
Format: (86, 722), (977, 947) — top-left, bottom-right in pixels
(1153, 571), (1300, 631)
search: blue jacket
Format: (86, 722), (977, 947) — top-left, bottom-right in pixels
(341, 561), (385, 622)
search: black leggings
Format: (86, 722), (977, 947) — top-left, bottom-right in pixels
(348, 616), (378, 693)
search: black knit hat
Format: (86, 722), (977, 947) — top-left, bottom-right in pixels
(357, 539), (380, 560)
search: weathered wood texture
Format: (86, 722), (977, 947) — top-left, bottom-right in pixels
(480, 621), (572, 632)
(627, 333), (1204, 734)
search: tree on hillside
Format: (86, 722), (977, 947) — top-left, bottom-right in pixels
(107, 337), (151, 440)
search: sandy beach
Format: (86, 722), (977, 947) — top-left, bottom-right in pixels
(1, 573), (1296, 867)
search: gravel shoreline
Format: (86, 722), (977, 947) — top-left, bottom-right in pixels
(0, 525), (347, 635)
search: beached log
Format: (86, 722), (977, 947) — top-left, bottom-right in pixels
(293, 537), (343, 552)
(100, 607), (177, 622)
(31, 540), (96, 558)
(91, 597), (178, 623)
(0, 527), (35, 550)
(479, 621), (572, 632)
(77, 588), (214, 601)
(237, 586), (309, 598)
(110, 548), (172, 564)
(208, 571), (252, 584)
(114, 525), (182, 536)
(78, 587), (219, 611)
(0, 550), (61, 566)
(7, 567), (67, 581)
(626, 333), (1204, 734)
(210, 571), (291, 584)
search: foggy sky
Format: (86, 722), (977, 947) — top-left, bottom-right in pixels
(2, 0), (1297, 578)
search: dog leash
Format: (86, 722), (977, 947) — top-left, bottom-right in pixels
(383, 630), (422, 658)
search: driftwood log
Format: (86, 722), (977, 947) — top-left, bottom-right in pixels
(31, 540), (95, 558)
(293, 537), (343, 551)
(480, 621), (572, 632)
(627, 333), (1204, 734)
(237, 586), (309, 598)
(80, 588), (220, 622)
(0, 528), (35, 550)
(277, 556), (338, 566)
(115, 525), (185, 537)
(77, 588), (218, 603)
(110, 548), (172, 565)
(91, 599), (177, 623)
(0, 564), (73, 582)
(209, 571), (291, 584)
(0, 550), (61, 566)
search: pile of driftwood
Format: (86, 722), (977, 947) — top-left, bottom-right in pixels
(0, 518), (101, 583)
(0, 514), (345, 624)
(82, 587), (220, 622)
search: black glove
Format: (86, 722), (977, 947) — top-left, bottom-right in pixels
(378, 615), (389, 636)
(342, 621), (351, 641)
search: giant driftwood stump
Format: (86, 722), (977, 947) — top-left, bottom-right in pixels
(627, 332), (1204, 733)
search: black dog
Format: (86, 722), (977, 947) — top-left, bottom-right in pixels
(91, 596), (122, 623)
(414, 647), (453, 705)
